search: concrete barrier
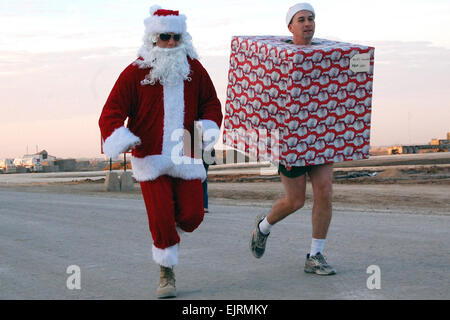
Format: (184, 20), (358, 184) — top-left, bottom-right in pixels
(104, 172), (120, 192)
(120, 172), (135, 191)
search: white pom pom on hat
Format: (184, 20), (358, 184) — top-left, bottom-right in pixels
(149, 5), (162, 15)
(286, 2), (315, 27)
(144, 4), (187, 34)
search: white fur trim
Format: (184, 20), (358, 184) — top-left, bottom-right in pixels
(102, 126), (141, 159)
(200, 119), (220, 150)
(162, 81), (185, 156)
(129, 82), (206, 181)
(152, 243), (178, 267)
(144, 7), (186, 35)
(168, 157), (205, 180)
(131, 155), (206, 181)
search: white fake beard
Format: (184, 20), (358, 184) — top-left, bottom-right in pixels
(139, 45), (191, 86)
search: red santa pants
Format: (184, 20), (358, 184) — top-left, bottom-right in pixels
(140, 175), (204, 250)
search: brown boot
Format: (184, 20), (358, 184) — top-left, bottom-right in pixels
(157, 266), (176, 298)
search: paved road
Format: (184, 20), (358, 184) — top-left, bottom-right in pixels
(0, 189), (448, 300)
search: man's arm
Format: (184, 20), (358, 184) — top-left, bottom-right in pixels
(99, 64), (141, 158)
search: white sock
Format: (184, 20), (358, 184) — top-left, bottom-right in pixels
(258, 217), (272, 235)
(310, 238), (326, 256)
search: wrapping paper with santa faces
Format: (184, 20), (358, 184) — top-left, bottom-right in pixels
(223, 36), (375, 168)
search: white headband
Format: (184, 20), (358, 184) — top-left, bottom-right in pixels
(286, 3), (315, 27)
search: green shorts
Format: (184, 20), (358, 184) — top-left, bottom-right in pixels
(278, 164), (314, 178)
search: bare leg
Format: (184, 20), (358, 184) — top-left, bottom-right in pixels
(266, 174), (307, 225)
(308, 163), (333, 239)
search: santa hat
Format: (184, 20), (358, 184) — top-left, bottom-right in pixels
(144, 5), (187, 35)
(286, 3), (315, 27)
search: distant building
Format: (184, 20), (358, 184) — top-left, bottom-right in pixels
(54, 159), (76, 172)
(0, 158), (17, 173)
(388, 132), (450, 154)
(14, 150), (56, 172)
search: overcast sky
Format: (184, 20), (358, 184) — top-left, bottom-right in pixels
(1, 0), (449, 158)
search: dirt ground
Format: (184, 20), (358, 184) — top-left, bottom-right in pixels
(208, 180), (449, 215)
(1, 163), (448, 216)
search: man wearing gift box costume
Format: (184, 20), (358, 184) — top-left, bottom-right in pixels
(99, 5), (222, 298)
(250, 3), (337, 275)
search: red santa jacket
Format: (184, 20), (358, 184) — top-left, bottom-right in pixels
(99, 57), (223, 181)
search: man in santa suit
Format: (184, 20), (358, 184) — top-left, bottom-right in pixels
(99, 5), (222, 298)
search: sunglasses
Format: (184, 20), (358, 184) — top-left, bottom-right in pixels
(159, 33), (182, 42)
